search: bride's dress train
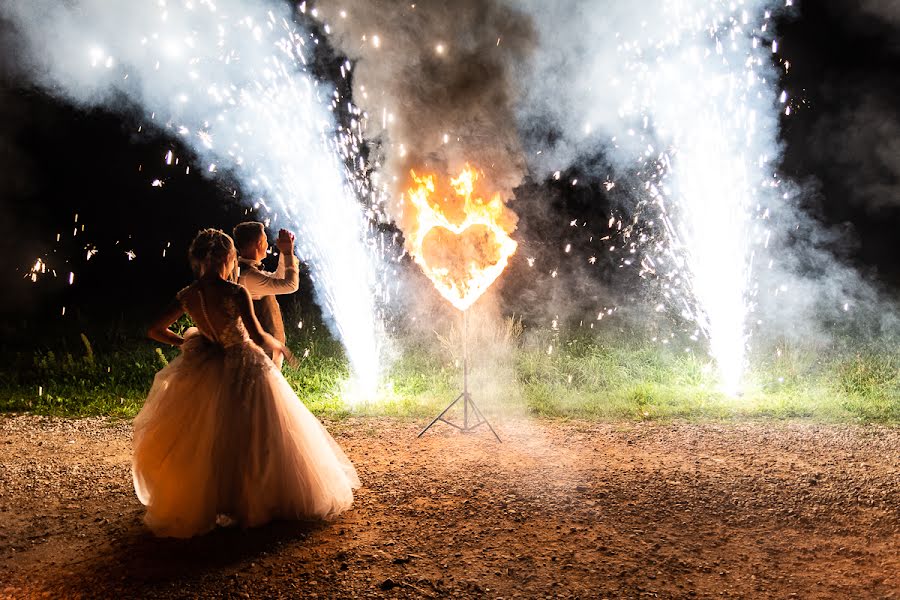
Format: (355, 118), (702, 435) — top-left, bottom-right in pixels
(132, 282), (359, 538)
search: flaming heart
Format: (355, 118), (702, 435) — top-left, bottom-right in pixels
(404, 167), (517, 311)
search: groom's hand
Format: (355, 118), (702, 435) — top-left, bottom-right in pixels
(276, 229), (295, 254)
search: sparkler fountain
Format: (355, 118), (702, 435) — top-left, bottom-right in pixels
(521, 0), (790, 395)
(3, 0), (385, 395)
(623, 3), (786, 395)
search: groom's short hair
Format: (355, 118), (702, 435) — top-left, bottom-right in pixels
(233, 221), (265, 254)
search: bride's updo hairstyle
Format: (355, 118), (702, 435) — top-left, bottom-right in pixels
(189, 228), (236, 276)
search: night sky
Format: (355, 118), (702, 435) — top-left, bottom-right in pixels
(0, 1), (897, 345)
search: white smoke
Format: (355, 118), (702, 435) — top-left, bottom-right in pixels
(811, 95), (900, 212)
(1, 0), (384, 393)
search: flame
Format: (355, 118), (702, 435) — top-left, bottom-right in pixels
(404, 165), (517, 311)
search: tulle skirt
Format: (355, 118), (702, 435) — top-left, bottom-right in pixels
(132, 332), (360, 538)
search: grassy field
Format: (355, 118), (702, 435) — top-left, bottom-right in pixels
(1, 315), (898, 424)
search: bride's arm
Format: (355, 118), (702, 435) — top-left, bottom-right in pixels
(237, 288), (297, 366)
(236, 286), (294, 363)
(147, 299), (187, 346)
(238, 286), (286, 352)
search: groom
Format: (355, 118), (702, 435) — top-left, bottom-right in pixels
(233, 222), (299, 368)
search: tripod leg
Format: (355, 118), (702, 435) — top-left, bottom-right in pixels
(417, 393), (465, 438)
(475, 404), (502, 443)
(466, 396), (502, 443)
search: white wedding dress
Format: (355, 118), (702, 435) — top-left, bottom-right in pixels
(132, 281), (360, 538)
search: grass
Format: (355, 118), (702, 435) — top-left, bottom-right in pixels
(1, 317), (898, 424)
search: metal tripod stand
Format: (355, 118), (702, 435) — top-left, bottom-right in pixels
(418, 309), (501, 442)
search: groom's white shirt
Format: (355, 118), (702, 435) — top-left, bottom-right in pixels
(237, 252), (300, 299)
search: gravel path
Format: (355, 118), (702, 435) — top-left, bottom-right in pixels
(1, 415), (898, 598)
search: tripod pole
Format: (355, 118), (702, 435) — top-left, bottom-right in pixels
(417, 307), (501, 442)
(463, 309), (469, 428)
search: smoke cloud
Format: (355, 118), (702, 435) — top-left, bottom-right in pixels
(803, 2), (900, 216)
(858, 0), (900, 26)
(811, 94), (900, 213)
(312, 0), (534, 236)
(753, 178), (900, 352)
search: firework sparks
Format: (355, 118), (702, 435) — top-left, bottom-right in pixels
(614, 3), (787, 394)
(539, 1), (791, 394)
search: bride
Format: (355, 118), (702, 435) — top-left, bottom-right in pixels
(133, 228), (359, 538)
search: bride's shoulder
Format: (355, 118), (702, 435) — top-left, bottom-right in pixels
(225, 280), (248, 296)
(223, 281), (251, 310)
(175, 282), (196, 302)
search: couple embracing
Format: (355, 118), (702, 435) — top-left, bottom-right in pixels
(133, 223), (359, 538)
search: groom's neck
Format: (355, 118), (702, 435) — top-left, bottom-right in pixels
(239, 249), (265, 263)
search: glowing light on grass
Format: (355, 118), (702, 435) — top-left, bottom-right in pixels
(4, 0), (384, 395)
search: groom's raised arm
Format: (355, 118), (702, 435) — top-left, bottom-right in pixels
(242, 253), (299, 297)
(273, 249), (291, 278)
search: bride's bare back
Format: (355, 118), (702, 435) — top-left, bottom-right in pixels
(148, 275), (292, 366)
(179, 278), (249, 344)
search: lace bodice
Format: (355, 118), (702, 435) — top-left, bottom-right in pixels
(177, 281), (251, 348)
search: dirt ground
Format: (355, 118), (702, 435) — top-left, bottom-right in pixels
(0, 414), (897, 599)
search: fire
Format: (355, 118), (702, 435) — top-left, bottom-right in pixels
(404, 165), (517, 311)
